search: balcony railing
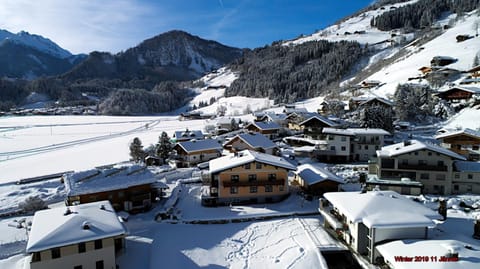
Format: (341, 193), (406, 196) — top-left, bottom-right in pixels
(223, 179), (285, 187)
(398, 164), (447, 171)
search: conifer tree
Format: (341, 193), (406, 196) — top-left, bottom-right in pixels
(155, 131), (172, 164)
(129, 137), (145, 162)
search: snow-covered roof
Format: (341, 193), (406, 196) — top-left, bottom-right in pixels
(435, 128), (480, 140)
(227, 133), (277, 150)
(454, 161), (480, 172)
(261, 113), (288, 121)
(295, 164), (345, 185)
(174, 130), (204, 140)
(376, 239), (480, 269)
(437, 86), (480, 94)
(299, 115), (338, 127)
(358, 97), (394, 107)
(26, 201), (126, 253)
(324, 190), (440, 228)
(347, 128), (391, 136)
(209, 150), (296, 174)
(175, 139), (223, 153)
(64, 165), (167, 196)
(323, 127), (389, 136)
(215, 117), (234, 125)
(284, 107), (308, 114)
(247, 121), (281, 131)
(377, 140), (466, 160)
(322, 128), (356, 136)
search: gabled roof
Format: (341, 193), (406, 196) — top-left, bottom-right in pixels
(175, 139), (222, 153)
(64, 165), (168, 196)
(225, 133), (277, 150)
(299, 115), (338, 127)
(377, 140), (466, 160)
(435, 128), (480, 140)
(377, 239), (480, 269)
(437, 86), (480, 94)
(295, 164), (345, 185)
(261, 113), (287, 122)
(173, 130), (204, 140)
(209, 150), (296, 174)
(467, 65), (480, 73)
(247, 121), (281, 131)
(26, 201), (126, 253)
(358, 97), (394, 107)
(324, 191), (440, 228)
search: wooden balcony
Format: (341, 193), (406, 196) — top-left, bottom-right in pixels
(223, 179), (285, 187)
(398, 164), (447, 172)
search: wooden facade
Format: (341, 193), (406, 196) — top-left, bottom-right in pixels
(203, 162), (291, 206)
(437, 88), (475, 101)
(172, 145), (222, 168)
(66, 183), (159, 213)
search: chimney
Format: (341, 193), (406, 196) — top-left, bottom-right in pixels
(82, 221), (91, 230)
(438, 199), (447, 220)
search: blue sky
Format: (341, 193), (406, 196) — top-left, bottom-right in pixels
(0, 0), (373, 54)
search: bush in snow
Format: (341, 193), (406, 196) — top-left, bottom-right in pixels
(18, 196), (47, 213)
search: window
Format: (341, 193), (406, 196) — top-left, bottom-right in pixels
(467, 185), (473, 192)
(358, 145), (361, 150)
(51, 248), (61, 259)
(328, 135), (334, 140)
(248, 174), (257, 182)
(244, 163), (251, 169)
(437, 160), (444, 167)
(94, 239), (103, 250)
(330, 146), (336, 151)
(118, 191), (124, 198)
(468, 174), (473, 179)
(420, 173), (429, 180)
(436, 174), (446, 181)
(364, 145), (369, 150)
(268, 174), (277, 181)
(96, 260), (104, 269)
(230, 187), (238, 194)
(74, 266), (83, 269)
(428, 152), (432, 156)
(32, 252), (41, 262)
(454, 173), (460, 179)
(279, 185), (284, 192)
(265, 185), (273, 192)
(414, 152), (418, 156)
(250, 186), (257, 193)
(454, 185), (459, 191)
(401, 159), (408, 165)
(78, 242), (86, 253)
(418, 160), (427, 166)
(341, 136), (346, 142)
(256, 162), (262, 169)
(375, 146), (379, 150)
(231, 175), (239, 183)
(341, 146), (346, 151)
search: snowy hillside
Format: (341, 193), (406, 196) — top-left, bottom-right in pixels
(285, 0), (419, 46)
(366, 12), (480, 98)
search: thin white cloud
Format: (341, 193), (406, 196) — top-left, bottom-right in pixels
(0, 0), (163, 54)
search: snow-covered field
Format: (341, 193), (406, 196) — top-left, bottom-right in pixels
(0, 115), (209, 183)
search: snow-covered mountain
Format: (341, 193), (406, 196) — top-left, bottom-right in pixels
(0, 29), (86, 79)
(0, 29), (72, 59)
(64, 30), (243, 81)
